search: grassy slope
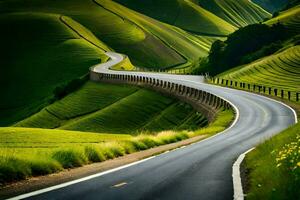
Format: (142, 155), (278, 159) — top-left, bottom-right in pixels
(95, 0), (211, 65)
(16, 82), (207, 134)
(197, 0), (271, 27)
(218, 45), (300, 99)
(251, 0), (289, 13)
(114, 0), (236, 36)
(217, 7), (300, 99)
(0, 0), (209, 69)
(0, 109), (233, 184)
(245, 122), (300, 200)
(0, 13), (108, 126)
(266, 5), (300, 34)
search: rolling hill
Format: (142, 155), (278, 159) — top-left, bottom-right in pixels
(251, 0), (289, 13)
(15, 82), (208, 134)
(114, 0), (236, 36)
(0, 0), (210, 69)
(194, 0), (271, 27)
(218, 45), (300, 100)
(266, 5), (300, 34)
(0, 13), (109, 126)
(216, 5), (300, 92)
(0, 0), (211, 125)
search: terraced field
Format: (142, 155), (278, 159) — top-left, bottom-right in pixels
(114, 0), (236, 36)
(0, 0), (209, 69)
(197, 0), (271, 27)
(218, 45), (300, 99)
(0, 13), (108, 126)
(252, 0), (288, 13)
(16, 82), (208, 134)
(266, 5), (300, 34)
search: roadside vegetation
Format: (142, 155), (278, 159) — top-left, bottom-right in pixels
(245, 122), (300, 200)
(0, 109), (234, 184)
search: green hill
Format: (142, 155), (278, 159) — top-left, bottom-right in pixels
(218, 45), (300, 100)
(0, 0), (216, 124)
(251, 0), (289, 13)
(197, 0), (271, 27)
(0, 13), (109, 126)
(266, 5), (300, 34)
(114, 0), (236, 36)
(15, 82), (208, 134)
(0, 0), (210, 69)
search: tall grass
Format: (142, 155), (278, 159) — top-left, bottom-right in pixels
(245, 123), (300, 200)
(0, 109), (234, 184)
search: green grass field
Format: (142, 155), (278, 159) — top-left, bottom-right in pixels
(245, 122), (300, 200)
(266, 5), (300, 34)
(114, 0), (236, 36)
(217, 45), (300, 100)
(252, 0), (289, 13)
(0, 0), (210, 69)
(15, 82), (208, 134)
(0, 13), (108, 126)
(0, 109), (233, 184)
(196, 0), (271, 27)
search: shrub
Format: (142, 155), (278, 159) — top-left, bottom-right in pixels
(52, 149), (87, 168)
(105, 143), (126, 157)
(0, 157), (31, 183)
(29, 158), (62, 175)
(84, 146), (106, 162)
(130, 139), (148, 151)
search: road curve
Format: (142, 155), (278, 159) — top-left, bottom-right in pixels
(11, 52), (297, 200)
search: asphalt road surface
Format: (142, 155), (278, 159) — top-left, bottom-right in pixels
(11, 53), (297, 200)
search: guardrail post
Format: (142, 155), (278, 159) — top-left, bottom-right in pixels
(274, 89), (278, 96)
(202, 91), (207, 103)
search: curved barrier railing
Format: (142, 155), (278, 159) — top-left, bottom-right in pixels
(90, 53), (233, 122)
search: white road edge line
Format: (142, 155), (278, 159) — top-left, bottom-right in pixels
(231, 98), (298, 200)
(232, 148), (254, 200)
(6, 156), (156, 200)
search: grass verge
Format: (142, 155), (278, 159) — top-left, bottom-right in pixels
(245, 122), (300, 200)
(0, 108), (234, 185)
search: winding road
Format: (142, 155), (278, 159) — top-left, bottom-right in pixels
(9, 52), (297, 200)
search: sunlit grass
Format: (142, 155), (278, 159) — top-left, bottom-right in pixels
(0, 109), (234, 184)
(245, 122), (300, 200)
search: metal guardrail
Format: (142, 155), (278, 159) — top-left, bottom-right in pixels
(90, 71), (233, 122)
(211, 77), (300, 102)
